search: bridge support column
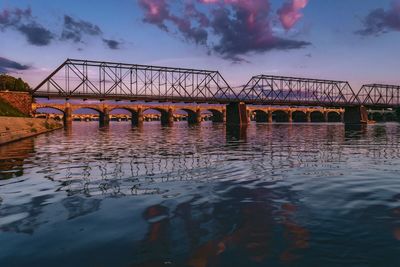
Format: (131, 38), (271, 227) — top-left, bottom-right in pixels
(226, 102), (248, 127)
(63, 105), (72, 128)
(288, 111), (293, 123)
(189, 109), (202, 124)
(344, 106), (368, 125)
(324, 111), (329, 122)
(268, 110), (273, 123)
(340, 112), (345, 123)
(161, 108), (174, 126)
(132, 108), (144, 126)
(99, 107), (110, 127)
(306, 111), (311, 123)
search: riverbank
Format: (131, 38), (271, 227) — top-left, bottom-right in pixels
(0, 117), (63, 145)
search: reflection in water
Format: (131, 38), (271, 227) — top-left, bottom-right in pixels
(0, 138), (34, 179)
(0, 122), (400, 266)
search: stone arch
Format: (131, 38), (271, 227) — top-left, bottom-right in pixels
(144, 107), (172, 125)
(33, 106), (65, 115)
(292, 110), (307, 122)
(310, 111), (325, 122)
(384, 112), (396, 122)
(252, 110), (269, 122)
(371, 112), (384, 122)
(327, 111), (341, 122)
(72, 106), (103, 114)
(206, 109), (224, 123)
(110, 107), (140, 125)
(272, 110), (289, 122)
(174, 108), (198, 123)
(73, 107), (107, 126)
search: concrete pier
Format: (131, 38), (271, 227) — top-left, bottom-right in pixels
(226, 102), (248, 126)
(344, 106), (368, 125)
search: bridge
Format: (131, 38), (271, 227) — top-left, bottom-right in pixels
(32, 59), (400, 126)
(32, 102), (344, 126)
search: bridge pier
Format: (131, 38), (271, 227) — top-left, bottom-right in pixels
(132, 108), (144, 126)
(268, 110), (273, 123)
(306, 111), (311, 123)
(344, 106), (368, 125)
(161, 108), (174, 126)
(99, 108), (110, 127)
(63, 105), (72, 127)
(188, 109), (202, 124)
(324, 111), (329, 123)
(288, 111), (293, 123)
(226, 102), (248, 126)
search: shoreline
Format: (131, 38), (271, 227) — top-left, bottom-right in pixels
(0, 117), (63, 145)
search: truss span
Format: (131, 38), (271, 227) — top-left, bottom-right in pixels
(33, 59), (237, 104)
(237, 75), (359, 107)
(356, 84), (400, 108)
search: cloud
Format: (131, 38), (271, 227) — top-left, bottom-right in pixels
(0, 7), (55, 46)
(103, 39), (121, 49)
(138, 0), (310, 61)
(356, 1), (400, 36)
(61, 15), (102, 43)
(278, 0), (309, 31)
(138, 0), (208, 44)
(18, 23), (54, 46)
(0, 57), (30, 73)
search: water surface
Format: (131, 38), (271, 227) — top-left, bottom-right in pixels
(1, 122), (400, 266)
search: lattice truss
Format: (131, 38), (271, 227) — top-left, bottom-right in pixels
(356, 84), (400, 107)
(237, 75), (359, 106)
(33, 59), (236, 102)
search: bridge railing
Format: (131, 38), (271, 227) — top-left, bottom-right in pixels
(237, 75), (360, 107)
(32, 59), (237, 103)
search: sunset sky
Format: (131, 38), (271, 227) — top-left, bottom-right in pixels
(1, 0), (400, 90)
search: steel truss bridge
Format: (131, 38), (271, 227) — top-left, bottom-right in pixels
(33, 59), (400, 109)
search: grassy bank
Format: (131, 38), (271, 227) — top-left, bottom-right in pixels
(0, 98), (27, 117)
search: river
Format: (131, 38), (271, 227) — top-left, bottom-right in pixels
(1, 122), (400, 266)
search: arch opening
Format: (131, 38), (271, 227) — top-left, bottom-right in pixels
(371, 112), (384, 122)
(110, 108), (138, 123)
(252, 110), (269, 123)
(328, 112), (341, 122)
(384, 112), (396, 122)
(207, 109), (224, 123)
(310, 111), (325, 123)
(175, 109), (199, 124)
(272, 110), (289, 123)
(72, 107), (107, 126)
(34, 107), (64, 121)
(144, 108), (171, 125)
(292, 111), (307, 123)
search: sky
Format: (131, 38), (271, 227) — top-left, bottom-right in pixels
(1, 0), (400, 91)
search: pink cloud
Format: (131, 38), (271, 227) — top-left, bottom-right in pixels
(278, 0), (309, 31)
(139, 0), (310, 61)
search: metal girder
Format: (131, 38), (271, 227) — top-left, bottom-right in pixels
(32, 60), (400, 109)
(237, 75), (360, 107)
(32, 59), (237, 103)
(356, 84), (400, 108)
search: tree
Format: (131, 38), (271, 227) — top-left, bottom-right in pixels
(0, 74), (30, 92)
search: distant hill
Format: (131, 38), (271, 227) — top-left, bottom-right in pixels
(0, 74), (30, 92)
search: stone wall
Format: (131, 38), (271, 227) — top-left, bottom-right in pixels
(0, 91), (32, 116)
